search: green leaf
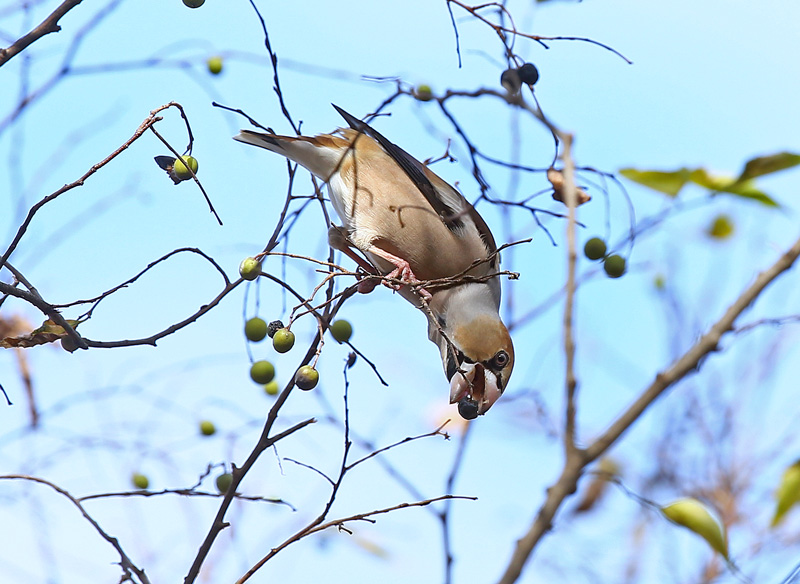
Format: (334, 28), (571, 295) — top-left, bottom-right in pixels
(689, 168), (778, 206)
(737, 152), (800, 182)
(618, 168), (692, 197)
(772, 460), (800, 527)
(661, 498), (728, 559)
(621, 165), (779, 207)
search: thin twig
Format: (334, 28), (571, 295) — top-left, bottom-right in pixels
(0, 474), (151, 584)
(237, 495), (476, 584)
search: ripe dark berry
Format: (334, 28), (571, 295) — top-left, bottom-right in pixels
(457, 397), (480, 420)
(518, 63), (539, 85)
(267, 320), (285, 338)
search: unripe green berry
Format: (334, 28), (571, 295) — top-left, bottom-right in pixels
(295, 365), (319, 390)
(603, 254), (626, 278)
(272, 328), (295, 353)
(244, 317), (268, 342)
(173, 155), (198, 181)
(216, 472), (233, 493)
(329, 319), (353, 343)
(239, 257), (261, 281)
(207, 56), (223, 75)
(263, 380), (279, 396)
(414, 84), (434, 102)
(131, 472), (149, 489)
(584, 237), (607, 261)
(199, 420), (216, 436)
(707, 214), (734, 239)
(250, 360), (275, 384)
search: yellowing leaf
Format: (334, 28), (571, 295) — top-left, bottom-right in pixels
(772, 460), (800, 527)
(661, 498), (728, 558)
(619, 168), (692, 197)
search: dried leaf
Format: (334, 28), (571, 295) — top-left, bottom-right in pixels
(1, 319), (80, 349)
(547, 168), (591, 206)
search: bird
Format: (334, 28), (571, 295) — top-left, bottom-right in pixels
(233, 105), (514, 419)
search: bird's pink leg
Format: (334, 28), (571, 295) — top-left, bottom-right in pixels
(328, 226), (431, 299)
(365, 245), (432, 300)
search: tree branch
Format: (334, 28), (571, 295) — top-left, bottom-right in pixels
(497, 232), (800, 584)
(0, 474), (151, 584)
(0, 0), (84, 68)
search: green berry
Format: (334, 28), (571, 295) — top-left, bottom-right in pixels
(131, 473), (149, 489)
(250, 360), (275, 384)
(215, 472), (233, 493)
(244, 317), (268, 342)
(183, 0), (205, 7)
(199, 420), (216, 436)
(239, 257), (261, 281)
(603, 254), (627, 278)
(329, 319), (353, 343)
(414, 84), (434, 102)
(295, 365), (319, 391)
(207, 56), (223, 75)
(263, 380), (279, 396)
(272, 328), (295, 353)
(173, 155), (198, 181)
(584, 237), (607, 261)
(707, 214), (734, 239)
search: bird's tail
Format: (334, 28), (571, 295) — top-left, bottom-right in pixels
(233, 129), (348, 181)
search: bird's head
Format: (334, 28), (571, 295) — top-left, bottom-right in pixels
(427, 285), (514, 420)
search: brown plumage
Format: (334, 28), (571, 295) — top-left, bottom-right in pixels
(234, 106), (513, 418)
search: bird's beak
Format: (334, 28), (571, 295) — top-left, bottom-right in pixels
(449, 363), (502, 418)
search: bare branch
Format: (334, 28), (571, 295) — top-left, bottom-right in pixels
(0, 0), (84, 68)
(497, 232), (800, 584)
(0, 474), (151, 584)
(237, 495), (477, 584)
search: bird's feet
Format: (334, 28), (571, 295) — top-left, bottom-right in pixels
(381, 260), (432, 300)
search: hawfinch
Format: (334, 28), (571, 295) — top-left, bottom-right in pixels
(234, 106), (514, 419)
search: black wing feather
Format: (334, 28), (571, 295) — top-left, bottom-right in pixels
(332, 104), (465, 232)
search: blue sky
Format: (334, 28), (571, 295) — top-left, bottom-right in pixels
(2, 1), (800, 583)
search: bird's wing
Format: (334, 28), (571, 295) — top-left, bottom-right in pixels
(332, 105), (497, 256)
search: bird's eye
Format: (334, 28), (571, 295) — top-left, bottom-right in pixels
(490, 350), (510, 370)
